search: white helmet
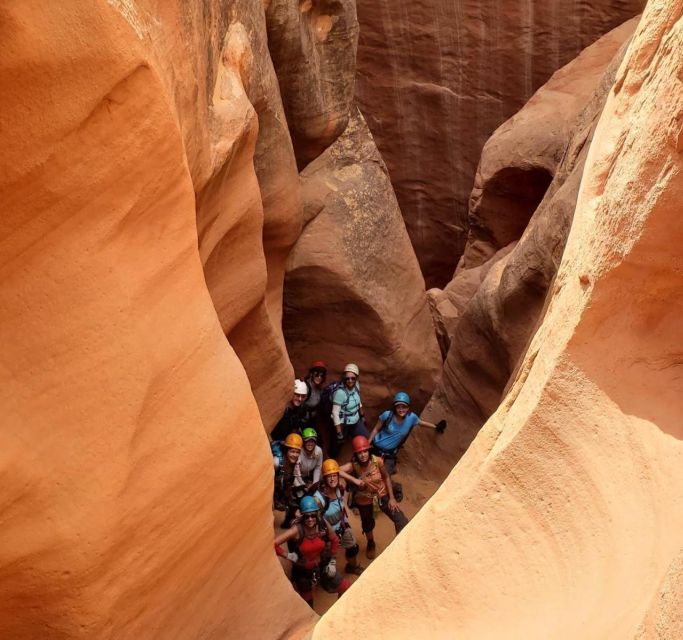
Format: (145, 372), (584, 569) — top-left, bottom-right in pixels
(294, 379), (308, 395)
(343, 363), (360, 376)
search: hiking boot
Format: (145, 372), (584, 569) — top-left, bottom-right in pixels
(366, 540), (376, 560)
(344, 562), (365, 576)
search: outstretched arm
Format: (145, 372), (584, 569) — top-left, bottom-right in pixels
(368, 419), (382, 443)
(418, 418), (447, 433)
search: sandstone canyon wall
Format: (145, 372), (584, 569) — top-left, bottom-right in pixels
(283, 110), (441, 415)
(315, 0), (683, 636)
(417, 20), (637, 476)
(0, 1), (313, 637)
(355, 0), (645, 287)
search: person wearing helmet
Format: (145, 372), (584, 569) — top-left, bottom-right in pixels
(301, 360), (327, 429)
(313, 459), (365, 576)
(339, 435), (409, 559)
(274, 496), (350, 608)
(271, 379), (309, 442)
(274, 433), (307, 529)
(331, 363), (370, 452)
(369, 391), (447, 476)
(298, 427), (323, 489)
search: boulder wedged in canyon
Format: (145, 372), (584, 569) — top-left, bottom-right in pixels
(283, 110), (441, 415)
(419, 20), (636, 475)
(355, 0), (645, 287)
(315, 1), (683, 636)
(265, 0), (359, 168)
(0, 1), (313, 638)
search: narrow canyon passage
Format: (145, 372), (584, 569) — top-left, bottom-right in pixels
(2, 1), (681, 639)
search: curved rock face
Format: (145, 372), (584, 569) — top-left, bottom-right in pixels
(265, 0), (359, 168)
(315, 1), (683, 635)
(420, 20), (636, 474)
(283, 109), (441, 415)
(356, 0), (645, 287)
(0, 1), (312, 637)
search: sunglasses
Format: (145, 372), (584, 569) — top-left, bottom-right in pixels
(344, 376), (357, 382)
(312, 370), (325, 377)
(303, 514), (317, 520)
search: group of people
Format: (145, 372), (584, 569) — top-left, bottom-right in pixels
(271, 361), (446, 608)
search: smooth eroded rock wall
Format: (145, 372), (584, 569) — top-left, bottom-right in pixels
(419, 19), (636, 476)
(0, 1), (313, 637)
(356, 0), (645, 286)
(283, 110), (441, 415)
(314, 1), (683, 636)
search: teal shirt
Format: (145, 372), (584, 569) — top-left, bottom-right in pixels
(332, 383), (361, 424)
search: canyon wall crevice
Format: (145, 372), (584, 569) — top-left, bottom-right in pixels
(417, 18), (639, 477)
(355, 0), (646, 287)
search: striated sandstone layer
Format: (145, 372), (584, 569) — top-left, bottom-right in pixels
(420, 20), (636, 474)
(356, 0), (645, 287)
(0, 1), (313, 638)
(283, 109), (441, 415)
(265, 0), (359, 168)
(315, 1), (683, 636)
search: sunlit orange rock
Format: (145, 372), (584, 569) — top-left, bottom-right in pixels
(315, 1), (683, 635)
(0, 1), (312, 637)
(421, 19), (637, 473)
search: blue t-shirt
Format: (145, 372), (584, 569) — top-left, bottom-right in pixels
(373, 410), (420, 453)
(332, 383), (361, 424)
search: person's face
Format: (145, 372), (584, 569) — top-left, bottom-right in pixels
(303, 439), (316, 453)
(325, 473), (339, 488)
(394, 402), (409, 416)
(292, 392), (307, 407)
(356, 449), (370, 464)
(302, 512), (318, 527)
(311, 369), (326, 385)
(286, 447), (300, 463)
(344, 373), (357, 389)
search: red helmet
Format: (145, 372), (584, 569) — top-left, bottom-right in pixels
(309, 360), (327, 371)
(352, 436), (371, 453)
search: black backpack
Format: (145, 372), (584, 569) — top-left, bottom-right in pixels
(318, 380), (350, 423)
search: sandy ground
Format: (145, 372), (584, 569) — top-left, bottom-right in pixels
(273, 458), (439, 616)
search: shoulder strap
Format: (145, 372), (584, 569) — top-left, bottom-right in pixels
(295, 523), (305, 543)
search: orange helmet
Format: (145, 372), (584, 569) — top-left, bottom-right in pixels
(309, 360), (327, 371)
(352, 435), (371, 453)
(322, 459), (340, 476)
(284, 433), (303, 450)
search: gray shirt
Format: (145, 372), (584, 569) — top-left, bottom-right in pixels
(298, 446), (323, 483)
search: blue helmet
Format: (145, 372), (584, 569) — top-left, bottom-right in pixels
(299, 496), (320, 515)
(393, 391), (410, 406)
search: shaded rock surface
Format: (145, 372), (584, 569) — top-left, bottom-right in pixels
(265, 0), (359, 168)
(283, 110), (441, 415)
(315, 1), (683, 635)
(355, 0), (645, 287)
(0, 1), (313, 637)
(419, 19), (637, 475)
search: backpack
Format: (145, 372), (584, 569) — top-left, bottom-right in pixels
(319, 380), (350, 423)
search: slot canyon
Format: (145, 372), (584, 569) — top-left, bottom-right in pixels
(1, 1), (681, 639)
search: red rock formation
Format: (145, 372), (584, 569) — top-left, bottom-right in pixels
(419, 20), (637, 475)
(315, 1), (683, 634)
(265, 0), (359, 168)
(0, 1), (312, 637)
(355, 0), (645, 287)
(283, 110), (441, 416)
